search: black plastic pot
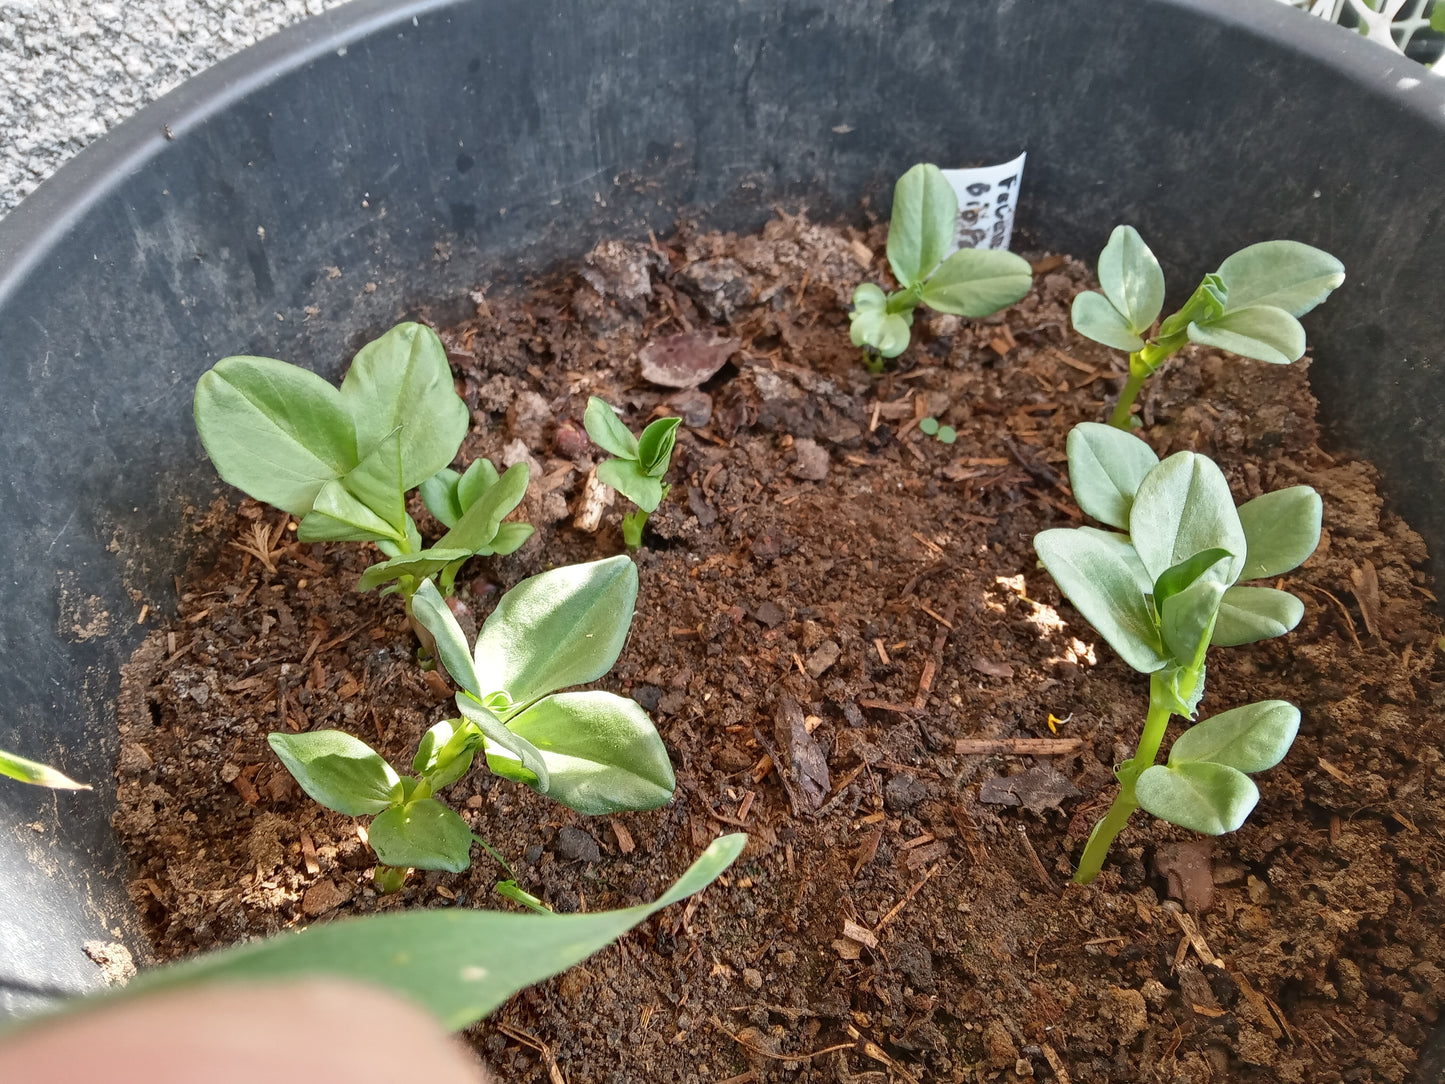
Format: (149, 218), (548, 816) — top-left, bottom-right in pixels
(0, 0), (1440, 1055)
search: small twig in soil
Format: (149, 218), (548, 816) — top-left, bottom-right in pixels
(1296, 581), (1362, 650)
(708, 1015), (852, 1065)
(954, 737), (1084, 756)
(494, 1022), (567, 1084)
(1001, 434), (1072, 494)
(873, 861), (942, 933)
(1015, 824), (1056, 890)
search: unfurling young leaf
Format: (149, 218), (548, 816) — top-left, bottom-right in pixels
(1070, 229), (1343, 429)
(1034, 425), (1320, 883)
(849, 163), (1032, 367)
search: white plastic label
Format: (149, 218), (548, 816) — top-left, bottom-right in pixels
(941, 152), (1026, 253)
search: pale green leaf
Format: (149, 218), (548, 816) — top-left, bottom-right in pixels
(1065, 422), (1159, 529)
(267, 731), (401, 816)
(851, 283), (887, 313)
(339, 427), (407, 535)
(435, 462), (530, 553)
(457, 458), (502, 509)
(411, 719), (484, 791)
(597, 458), (665, 513)
(849, 307), (913, 359)
(1210, 585), (1305, 646)
(494, 692), (676, 815)
(369, 798), (476, 873)
(0, 748), (90, 790)
(1034, 526), (1167, 673)
(1215, 241), (1345, 317)
(1153, 548), (1233, 610)
(420, 468), (462, 528)
(480, 523), (535, 557)
(1237, 486), (1322, 578)
(583, 398), (639, 460)
(1187, 305), (1306, 365)
(920, 248), (1033, 318)
(887, 163), (957, 287)
(410, 579), (482, 698)
(1159, 577), (1226, 669)
(356, 548), (473, 593)
(1136, 762), (1259, 834)
(456, 696), (550, 793)
(118, 834), (745, 1031)
(473, 556), (639, 708)
(1129, 452), (1246, 584)
(194, 355), (358, 516)
(338, 322), (469, 491)
(1070, 290), (1145, 352)
(1097, 225), (1165, 334)
(1168, 700), (1299, 774)
(298, 480), (404, 543)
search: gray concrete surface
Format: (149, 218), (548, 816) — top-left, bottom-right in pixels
(0, 0), (352, 218)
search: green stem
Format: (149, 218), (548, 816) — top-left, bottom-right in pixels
(621, 508), (649, 550)
(1073, 671), (1177, 883)
(1108, 341), (1178, 430)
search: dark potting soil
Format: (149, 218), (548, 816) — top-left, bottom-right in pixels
(112, 213), (1445, 1084)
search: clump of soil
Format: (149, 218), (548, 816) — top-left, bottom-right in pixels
(114, 212), (1445, 1083)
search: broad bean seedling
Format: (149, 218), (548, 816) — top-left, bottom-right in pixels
(850, 163), (1033, 371)
(269, 557), (674, 888)
(1072, 226), (1344, 429)
(193, 322), (533, 655)
(1035, 423), (1321, 882)
(583, 397), (681, 548)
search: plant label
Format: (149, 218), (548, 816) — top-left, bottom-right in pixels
(941, 152), (1026, 253)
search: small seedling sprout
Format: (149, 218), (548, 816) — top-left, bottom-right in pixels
(1072, 226), (1344, 429)
(583, 397), (681, 548)
(1035, 423), (1321, 882)
(850, 163), (1033, 371)
(268, 556), (674, 889)
(918, 417), (957, 444)
(193, 322), (533, 654)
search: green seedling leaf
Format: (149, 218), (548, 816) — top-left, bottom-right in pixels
(1158, 275), (1228, 340)
(298, 480), (404, 544)
(458, 458), (502, 510)
(1071, 291), (1146, 352)
(410, 579), (482, 698)
(937, 425), (957, 444)
(0, 748), (90, 790)
(339, 427), (407, 536)
(849, 286), (914, 358)
(1097, 225), (1165, 335)
(1135, 761), (1259, 835)
(435, 462), (530, 553)
(583, 398), (640, 460)
(1066, 422), (1160, 529)
(1153, 548), (1234, 610)
(1129, 452), (1246, 583)
(1210, 585), (1305, 646)
(267, 731), (402, 816)
(919, 418), (940, 436)
(637, 417), (682, 477)
(412, 719), (484, 791)
(887, 163), (957, 288)
(920, 248), (1033, 318)
(472, 556), (639, 709)
(1159, 576), (1226, 671)
(119, 834), (746, 1030)
(420, 468), (464, 528)
(194, 356), (359, 517)
(455, 698), (551, 793)
(369, 798), (475, 873)
(1167, 700), (1300, 774)
(1237, 486), (1322, 578)
(1187, 305), (1306, 365)
(338, 322), (470, 492)
(1158, 662), (1207, 719)
(495, 691), (676, 814)
(1215, 241), (1345, 317)
(481, 522), (535, 557)
(596, 459), (666, 514)
(1035, 526), (1167, 673)
(356, 548), (473, 593)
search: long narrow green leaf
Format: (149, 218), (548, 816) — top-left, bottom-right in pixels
(0, 748), (90, 790)
(410, 580), (482, 698)
(109, 834), (746, 1030)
